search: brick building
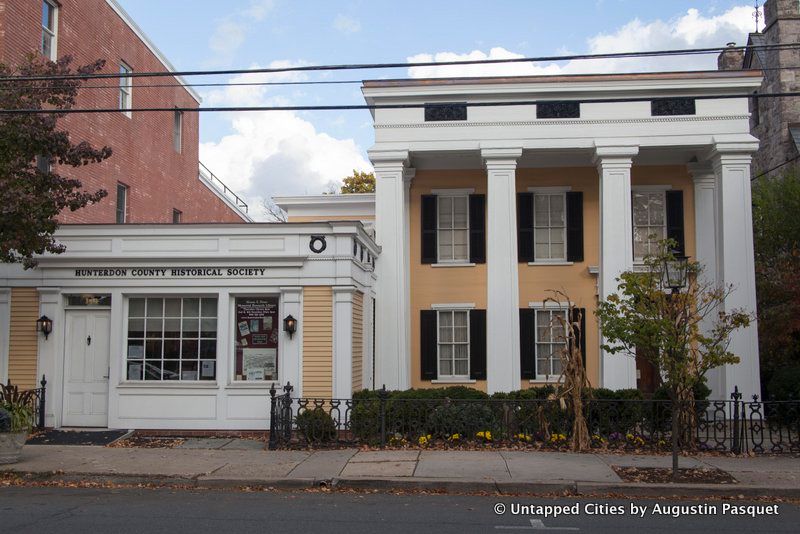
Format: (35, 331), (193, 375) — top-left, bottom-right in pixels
(718, 0), (800, 177)
(0, 0), (250, 223)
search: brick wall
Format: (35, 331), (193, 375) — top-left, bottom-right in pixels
(0, 0), (246, 223)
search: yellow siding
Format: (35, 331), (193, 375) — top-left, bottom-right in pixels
(352, 291), (364, 393)
(302, 287), (333, 398)
(8, 288), (39, 389)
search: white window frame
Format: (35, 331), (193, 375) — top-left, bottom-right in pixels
(632, 187), (670, 262)
(41, 0), (58, 61)
(173, 109), (183, 153)
(532, 305), (568, 381)
(123, 296), (219, 383)
(436, 308), (470, 380)
(116, 183), (128, 224)
(119, 62), (133, 117)
(529, 187), (568, 262)
(435, 194), (470, 263)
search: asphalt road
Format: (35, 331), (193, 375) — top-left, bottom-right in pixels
(0, 486), (796, 533)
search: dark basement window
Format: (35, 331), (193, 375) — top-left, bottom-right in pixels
(651, 98), (696, 116)
(536, 101), (580, 119)
(424, 103), (468, 121)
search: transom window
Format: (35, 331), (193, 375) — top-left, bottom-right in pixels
(41, 1), (57, 60)
(126, 297), (218, 381)
(437, 310), (469, 378)
(119, 63), (133, 116)
(535, 309), (567, 378)
(437, 195), (469, 262)
(633, 190), (666, 261)
(534, 193), (566, 261)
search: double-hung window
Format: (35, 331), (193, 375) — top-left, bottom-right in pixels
(437, 309), (470, 379)
(632, 190), (666, 261)
(119, 62), (133, 116)
(116, 183), (128, 224)
(535, 309), (567, 378)
(41, 1), (57, 60)
(437, 195), (469, 262)
(533, 192), (566, 261)
(126, 297), (218, 381)
(173, 110), (183, 153)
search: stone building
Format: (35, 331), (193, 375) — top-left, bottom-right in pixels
(718, 0), (800, 177)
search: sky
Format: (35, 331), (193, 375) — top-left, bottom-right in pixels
(115, 0), (763, 220)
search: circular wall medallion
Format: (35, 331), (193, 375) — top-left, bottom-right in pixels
(309, 235), (327, 254)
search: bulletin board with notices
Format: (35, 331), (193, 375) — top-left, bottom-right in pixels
(234, 296), (279, 381)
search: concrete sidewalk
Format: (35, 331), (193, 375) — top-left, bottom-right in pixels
(3, 444), (798, 497)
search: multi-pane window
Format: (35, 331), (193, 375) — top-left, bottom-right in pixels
(632, 191), (666, 261)
(535, 309), (567, 378)
(172, 209), (182, 224)
(437, 195), (469, 262)
(119, 63), (133, 116)
(41, 1), (57, 60)
(173, 110), (183, 152)
(437, 310), (469, 378)
(126, 297), (218, 381)
(534, 193), (566, 261)
(116, 183), (128, 224)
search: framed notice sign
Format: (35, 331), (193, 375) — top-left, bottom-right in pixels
(234, 296), (279, 381)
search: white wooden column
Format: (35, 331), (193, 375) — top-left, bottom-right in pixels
(482, 148), (522, 394)
(711, 142), (761, 399)
(594, 144), (639, 390)
(370, 149), (411, 390)
(280, 287), (302, 395)
(332, 286), (355, 398)
(37, 287), (61, 428)
(0, 288), (10, 384)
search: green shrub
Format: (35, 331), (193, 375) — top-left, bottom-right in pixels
(426, 402), (499, 439)
(0, 407), (11, 433)
(587, 388), (644, 436)
(767, 365), (800, 400)
(295, 408), (337, 443)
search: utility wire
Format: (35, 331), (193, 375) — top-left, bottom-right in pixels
(2, 42), (799, 83)
(752, 155), (800, 180)
(2, 91), (799, 115)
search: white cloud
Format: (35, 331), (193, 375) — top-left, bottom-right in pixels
(407, 5), (759, 78)
(199, 62), (371, 221)
(207, 1), (276, 65)
(333, 14), (361, 34)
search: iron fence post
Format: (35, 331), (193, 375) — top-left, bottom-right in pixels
(268, 383), (278, 450)
(282, 382), (293, 442)
(731, 386), (741, 454)
(38, 375), (47, 430)
(671, 397), (679, 480)
(379, 384), (388, 449)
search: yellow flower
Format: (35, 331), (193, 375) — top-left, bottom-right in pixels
(476, 430), (493, 441)
(448, 433), (460, 441)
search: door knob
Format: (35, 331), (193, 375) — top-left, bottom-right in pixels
(87, 335), (92, 346)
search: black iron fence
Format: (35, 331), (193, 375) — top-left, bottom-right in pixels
(267, 383), (799, 454)
(1, 375), (47, 431)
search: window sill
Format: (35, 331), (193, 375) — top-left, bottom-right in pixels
(529, 379), (564, 384)
(226, 382), (277, 389)
(431, 263), (476, 268)
(527, 261), (574, 266)
(432, 378), (477, 384)
(117, 382), (219, 389)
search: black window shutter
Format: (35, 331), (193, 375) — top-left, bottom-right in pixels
(566, 191), (584, 262)
(469, 309), (487, 380)
(519, 309), (536, 379)
(469, 194), (486, 264)
(421, 195), (438, 264)
(517, 193), (534, 263)
(665, 190), (685, 255)
(569, 308), (587, 368)
(420, 310), (438, 380)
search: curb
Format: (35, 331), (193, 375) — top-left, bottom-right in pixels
(4, 471), (798, 498)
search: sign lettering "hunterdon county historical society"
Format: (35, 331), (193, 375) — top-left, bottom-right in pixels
(74, 268), (268, 278)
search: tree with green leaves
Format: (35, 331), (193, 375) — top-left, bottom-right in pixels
(1, 54), (111, 268)
(340, 170), (375, 194)
(752, 167), (800, 396)
(595, 240), (750, 455)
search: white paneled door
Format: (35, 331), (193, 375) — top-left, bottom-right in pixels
(62, 310), (110, 427)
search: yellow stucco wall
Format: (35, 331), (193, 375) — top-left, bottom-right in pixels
(8, 288), (39, 390)
(302, 287), (333, 398)
(408, 165), (696, 391)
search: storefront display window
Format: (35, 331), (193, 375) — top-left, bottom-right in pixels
(126, 297), (217, 381)
(234, 296), (279, 381)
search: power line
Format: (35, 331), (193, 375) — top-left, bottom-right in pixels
(2, 42), (799, 83)
(2, 91), (799, 115)
(752, 156), (800, 180)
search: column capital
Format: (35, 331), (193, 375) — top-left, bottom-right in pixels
(687, 162), (716, 184)
(706, 140), (759, 167)
(369, 149), (409, 170)
(403, 167), (416, 184)
(593, 144), (639, 169)
(481, 147), (522, 169)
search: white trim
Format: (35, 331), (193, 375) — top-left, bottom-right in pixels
(431, 188), (475, 195)
(435, 308), (471, 382)
(104, 0), (202, 103)
(527, 261), (573, 266)
(0, 289), (10, 384)
(432, 379), (477, 384)
(528, 301), (572, 309)
(431, 263), (476, 268)
(631, 185), (673, 191)
(119, 62), (133, 118)
(431, 303), (475, 310)
(42, 0), (59, 61)
(526, 186), (572, 193)
(375, 115), (752, 129)
(529, 378), (564, 385)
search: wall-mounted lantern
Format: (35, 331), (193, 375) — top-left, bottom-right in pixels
(36, 315), (53, 340)
(283, 315), (298, 339)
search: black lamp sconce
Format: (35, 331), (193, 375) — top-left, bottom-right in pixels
(283, 315), (298, 339)
(37, 315), (53, 340)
